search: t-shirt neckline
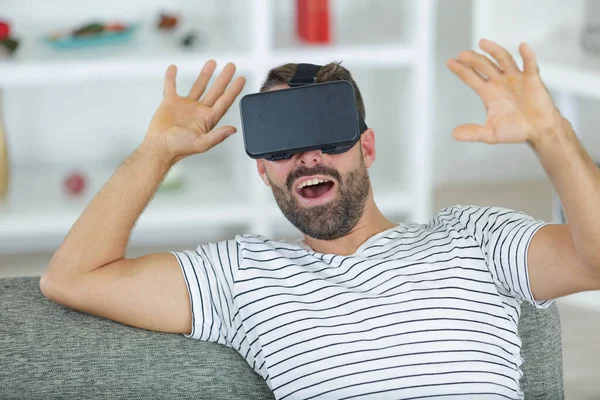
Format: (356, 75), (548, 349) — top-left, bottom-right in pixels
(296, 223), (403, 257)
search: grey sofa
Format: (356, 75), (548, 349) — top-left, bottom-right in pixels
(1, 276), (564, 399)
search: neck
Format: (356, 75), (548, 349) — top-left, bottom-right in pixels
(302, 194), (397, 256)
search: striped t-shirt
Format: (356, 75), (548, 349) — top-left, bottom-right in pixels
(172, 205), (552, 400)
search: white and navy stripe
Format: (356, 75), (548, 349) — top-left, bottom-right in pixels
(173, 205), (551, 399)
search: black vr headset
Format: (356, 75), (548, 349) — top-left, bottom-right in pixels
(239, 63), (368, 161)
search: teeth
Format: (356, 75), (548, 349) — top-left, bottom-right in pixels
(297, 178), (330, 189)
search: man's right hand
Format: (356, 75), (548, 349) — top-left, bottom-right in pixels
(144, 60), (246, 164)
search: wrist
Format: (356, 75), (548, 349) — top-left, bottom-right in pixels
(528, 115), (573, 153)
(137, 139), (179, 170)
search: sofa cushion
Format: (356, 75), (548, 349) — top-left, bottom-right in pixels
(518, 300), (564, 399)
(0, 277), (276, 399)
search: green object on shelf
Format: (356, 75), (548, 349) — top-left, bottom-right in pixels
(158, 163), (184, 192)
(181, 31), (199, 48)
(158, 178), (184, 192)
(0, 38), (19, 54)
(73, 23), (105, 36)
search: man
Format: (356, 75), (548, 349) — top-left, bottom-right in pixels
(40, 39), (600, 399)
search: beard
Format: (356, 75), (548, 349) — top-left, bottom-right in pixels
(268, 160), (371, 241)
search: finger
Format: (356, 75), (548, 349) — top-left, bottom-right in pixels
(446, 58), (486, 93)
(197, 125), (237, 151)
(452, 124), (494, 143)
(478, 39), (520, 73)
(187, 59), (217, 100)
(163, 65), (177, 97)
(201, 63), (236, 107)
(212, 76), (247, 119)
(457, 50), (502, 80)
(519, 42), (540, 76)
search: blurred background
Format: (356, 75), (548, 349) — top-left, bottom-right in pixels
(0, 0), (599, 397)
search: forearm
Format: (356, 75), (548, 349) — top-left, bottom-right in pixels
(45, 141), (174, 278)
(530, 117), (600, 269)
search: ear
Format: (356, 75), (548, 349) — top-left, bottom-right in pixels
(256, 159), (271, 186)
(360, 128), (376, 168)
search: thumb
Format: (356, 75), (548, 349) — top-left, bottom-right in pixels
(198, 125), (237, 151)
(452, 124), (492, 142)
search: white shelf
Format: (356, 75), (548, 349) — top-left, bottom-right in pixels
(0, 158), (251, 254)
(0, 26), (418, 88)
(0, 24), (252, 87)
(0, 52), (253, 88)
(270, 44), (416, 68)
(270, 0), (417, 68)
(0, 0), (422, 87)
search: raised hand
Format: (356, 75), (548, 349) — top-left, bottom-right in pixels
(144, 60), (246, 162)
(446, 39), (564, 146)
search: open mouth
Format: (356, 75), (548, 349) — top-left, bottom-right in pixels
(295, 178), (335, 200)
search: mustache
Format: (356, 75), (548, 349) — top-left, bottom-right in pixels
(286, 165), (342, 191)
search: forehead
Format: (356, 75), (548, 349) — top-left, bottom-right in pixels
(266, 83), (290, 92)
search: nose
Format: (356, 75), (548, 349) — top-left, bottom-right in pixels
(295, 149), (323, 168)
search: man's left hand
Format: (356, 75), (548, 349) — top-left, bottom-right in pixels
(447, 38), (563, 146)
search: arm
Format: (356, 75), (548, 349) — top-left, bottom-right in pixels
(527, 119), (600, 299)
(40, 60), (246, 333)
(447, 39), (600, 302)
(41, 144), (193, 333)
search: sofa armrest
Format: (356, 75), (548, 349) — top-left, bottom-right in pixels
(0, 277), (275, 400)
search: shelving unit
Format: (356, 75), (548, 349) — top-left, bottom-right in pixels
(472, 0), (600, 101)
(0, 0), (437, 255)
(472, 0), (600, 310)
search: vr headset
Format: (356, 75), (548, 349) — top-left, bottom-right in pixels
(239, 63), (368, 161)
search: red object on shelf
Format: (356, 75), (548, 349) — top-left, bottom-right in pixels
(105, 23), (127, 32)
(296, 0), (331, 44)
(64, 172), (86, 196)
(158, 13), (179, 30)
(0, 20), (10, 40)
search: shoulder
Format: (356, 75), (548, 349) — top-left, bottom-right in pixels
(422, 204), (481, 230)
(425, 205), (546, 248)
(428, 205), (537, 227)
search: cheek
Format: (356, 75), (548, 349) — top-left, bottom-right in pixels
(330, 152), (361, 173)
(265, 160), (294, 185)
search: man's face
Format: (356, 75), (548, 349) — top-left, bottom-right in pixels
(258, 144), (372, 241)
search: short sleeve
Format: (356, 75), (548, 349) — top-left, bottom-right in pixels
(171, 239), (238, 344)
(449, 205), (553, 308)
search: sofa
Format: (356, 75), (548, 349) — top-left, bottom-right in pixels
(1, 276), (564, 399)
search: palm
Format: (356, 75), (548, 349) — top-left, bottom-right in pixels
(484, 98), (528, 144)
(150, 97), (213, 153)
(448, 39), (562, 145)
(146, 60), (246, 161)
